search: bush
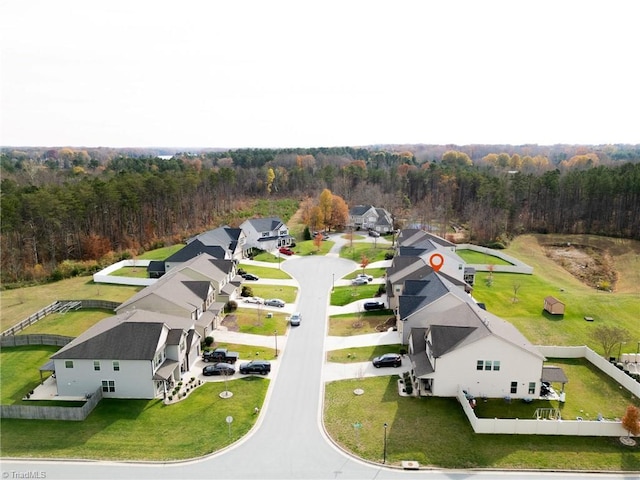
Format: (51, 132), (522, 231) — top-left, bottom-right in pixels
(384, 251), (394, 260)
(226, 300), (238, 312)
(204, 336), (214, 347)
(241, 286), (254, 297)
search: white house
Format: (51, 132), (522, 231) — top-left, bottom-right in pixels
(240, 217), (294, 253)
(50, 310), (201, 399)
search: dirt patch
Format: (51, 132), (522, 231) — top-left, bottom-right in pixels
(542, 243), (617, 291)
(220, 314), (240, 332)
(375, 317), (397, 332)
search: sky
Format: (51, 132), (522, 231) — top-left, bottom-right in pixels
(1, 0), (639, 149)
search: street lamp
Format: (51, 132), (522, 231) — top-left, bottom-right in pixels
(274, 330), (278, 358)
(383, 422), (388, 464)
(332, 273), (335, 292)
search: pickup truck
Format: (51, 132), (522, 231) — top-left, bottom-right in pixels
(203, 348), (239, 364)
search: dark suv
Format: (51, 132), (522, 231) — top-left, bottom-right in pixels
(364, 301), (385, 311)
(239, 360), (271, 375)
(372, 353), (402, 368)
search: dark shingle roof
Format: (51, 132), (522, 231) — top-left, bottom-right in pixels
(165, 239), (226, 263)
(429, 325), (476, 356)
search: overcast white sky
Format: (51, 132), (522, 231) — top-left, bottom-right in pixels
(1, 0), (638, 149)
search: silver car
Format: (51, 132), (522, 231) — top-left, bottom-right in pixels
(264, 298), (285, 308)
(289, 312), (302, 326)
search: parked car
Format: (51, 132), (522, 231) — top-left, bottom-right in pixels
(372, 353), (402, 368)
(243, 296), (264, 304)
(313, 231), (329, 240)
(203, 363), (236, 376)
(264, 298), (285, 307)
(203, 348), (239, 364)
(356, 273), (373, 282)
(368, 230), (380, 237)
(351, 277), (369, 286)
(239, 360), (271, 375)
(289, 312), (302, 326)
(363, 301), (385, 311)
(279, 247), (294, 256)
(242, 273), (259, 281)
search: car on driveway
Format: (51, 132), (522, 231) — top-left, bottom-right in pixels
(368, 230), (380, 237)
(372, 353), (402, 368)
(356, 273), (373, 282)
(239, 360), (271, 375)
(264, 298), (285, 307)
(363, 300), (385, 311)
(242, 273), (259, 281)
(289, 312), (302, 326)
(351, 277), (369, 286)
(243, 296), (264, 304)
(203, 363), (236, 376)
(279, 247), (294, 256)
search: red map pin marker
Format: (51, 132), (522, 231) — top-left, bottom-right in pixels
(429, 253), (444, 272)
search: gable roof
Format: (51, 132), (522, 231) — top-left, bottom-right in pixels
(190, 226), (243, 252)
(51, 310), (193, 361)
(349, 205), (375, 216)
(244, 217), (284, 232)
(165, 239), (227, 263)
(429, 324), (477, 356)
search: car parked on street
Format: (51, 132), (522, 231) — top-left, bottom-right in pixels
(264, 298), (285, 307)
(363, 301), (385, 311)
(289, 312), (302, 326)
(372, 353), (402, 368)
(239, 360), (271, 375)
(279, 247), (294, 256)
(351, 277), (369, 286)
(242, 273), (259, 281)
(203, 363), (236, 376)
(368, 230), (380, 237)
(243, 296), (264, 304)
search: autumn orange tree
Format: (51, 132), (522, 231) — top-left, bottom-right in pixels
(360, 255), (370, 273)
(621, 405), (640, 444)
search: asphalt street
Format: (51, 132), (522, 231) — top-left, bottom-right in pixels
(2, 237), (634, 480)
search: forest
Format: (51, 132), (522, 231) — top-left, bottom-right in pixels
(1, 144), (639, 285)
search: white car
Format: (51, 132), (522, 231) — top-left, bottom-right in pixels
(244, 296), (264, 304)
(356, 273), (373, 282)
(351, 277), (369, 286)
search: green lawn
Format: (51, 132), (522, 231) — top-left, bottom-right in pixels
(326, 345), (404, 363)
(239, 285), (298, 304)
(208, 342), (277, 361)
(1, 345), (59, 404)
(456, 249), (512, 266)
(108, 266), (150, 278)
(0, 376), (269, 461)
(138, 244), (183, 260)
(223, 307), (289, 336)
(339, 242), (393, 263)
(342, 268), (387, 280)
(330, 284), (381, 306)
(17, 309), (113, 337)
(238, 263), (292, 279)
(324, 376), (640, 470)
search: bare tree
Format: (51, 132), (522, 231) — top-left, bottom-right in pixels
(512, 283), (521, 303)
(590, 325), (631, 359)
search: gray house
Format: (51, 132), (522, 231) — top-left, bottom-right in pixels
(50, 309), (201, 399)
(347, 205), (393, 233)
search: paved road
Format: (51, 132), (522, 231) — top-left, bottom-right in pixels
(2, 241), (634, 479)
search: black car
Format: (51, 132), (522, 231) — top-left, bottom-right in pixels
(363, 301), (385, 311)
(203, 363), (235, 376)
(372, 353), (402, 368)
(239, 360), (271, 375)
(242, 273), (259, 281)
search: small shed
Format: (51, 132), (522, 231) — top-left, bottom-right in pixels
(543, 296), (565, 315)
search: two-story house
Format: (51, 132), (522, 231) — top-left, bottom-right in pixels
(50, 309), (201, 399)
(347, 205), (393, 234)
(240, 217), (294, 254)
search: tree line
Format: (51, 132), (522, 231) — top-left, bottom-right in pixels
(1, 145), (639, 284)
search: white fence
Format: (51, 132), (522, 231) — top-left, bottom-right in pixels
(92, 259), (156, 286)
(458, 345), (639, 436)
(456, 243), (534, 274)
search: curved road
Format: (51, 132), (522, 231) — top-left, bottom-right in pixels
(2, 251), (633, 480)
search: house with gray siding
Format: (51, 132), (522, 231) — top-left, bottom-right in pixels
(50, 309), (200, 399)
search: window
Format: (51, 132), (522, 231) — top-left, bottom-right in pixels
(484, 360), (492, 371)
(510, 382), (518, 394)
(493, 361), (500, 371)
(477, 360), (484, 371)
(528, 382), (536, 394)
(101, 380), (115, 393)
(94, 361), (101, 371)
(65, 360), (74, 368)
(112, 361), (120, 371)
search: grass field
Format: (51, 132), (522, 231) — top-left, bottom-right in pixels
(330, 285), (381, 306)
(328, 311), (395, 336)
(324, 376), (640, 470)
(456, 249), (513, 265)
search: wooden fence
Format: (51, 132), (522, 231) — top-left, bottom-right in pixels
(0, 387), (103, 421)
